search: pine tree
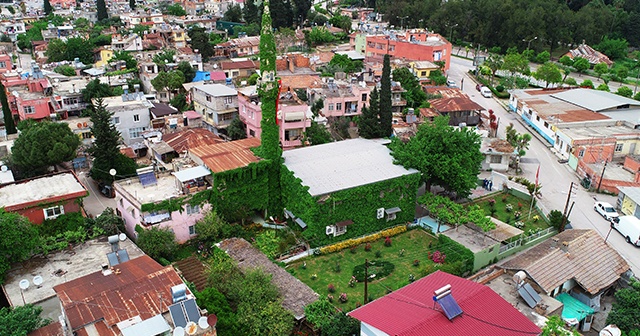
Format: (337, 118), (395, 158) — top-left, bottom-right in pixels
(44, 0), (52, 15)
(379, 54), (393, 137)
(257, 0), (283, 217)
(96, 0), (108, 22)
(358, 87), (380, 139)
(129, 0), (135, 10)
(270, 0), (293, 29)
(0, 82), (15, 135)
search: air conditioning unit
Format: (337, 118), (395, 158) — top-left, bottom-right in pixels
(376, 208), (385, 220)
(325, 225), (335, 236)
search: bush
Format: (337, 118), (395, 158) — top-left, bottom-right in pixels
(328, 284), (336, 293)
(339, 292), (348, 303)
(384, 236), (392, 247)
(136, 226), (177, 261)
(375, 251), (382, 258)
(580, 79), (594, 88)
(318, 225), (407, 254)
(564, 77), (578, 86)
(496, 85), (504, 92)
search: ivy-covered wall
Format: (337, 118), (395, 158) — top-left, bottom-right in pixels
(209, 160), (271, 220)
(281, 166), (420, 247)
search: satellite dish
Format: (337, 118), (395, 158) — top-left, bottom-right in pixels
(33, 276), (43, 286)
(109, 169), (117, 176)
(172, 327), (185, 336)
(185, 322), (197, 335)
(198, 316), (209, 329)
(19, 279), (30, 290)
(119, 233), (127, 241)
(206, 314), (217, 328)
(1, 165), (7, 172)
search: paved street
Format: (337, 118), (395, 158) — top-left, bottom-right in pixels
(449, 56), (640, 275)
(77, 171), (117, 217)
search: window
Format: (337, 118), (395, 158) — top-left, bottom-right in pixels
(129, 127), (145, 139)
(249, 129), (255, 137)
(119, 198), (124, 207)
(578, 149), (585, 157)
(186, 204), (200, 215)
(361, 93), (367, 101)
(335, 225), (346, 236)
(24, 106), (35, 114)
(328, 103), (334, 111)
(536, 115), (540, 121)
(160, 92), (167, 99)
(615, 143), (624, 152)
(189, 225), (196, 235)
(420, 71), (427, 77)
(133, 114), (140, 122)
(130, 209), (136, 218)
(544, 122), (549, 128)
(0, 61), (7, 69)
(111, 116), (120, 124)
(336, 103), (342, 111)
(224, 96), (233, 104)
(43, 205), (64, 219)
(490, 155), (502, 163)
(387, 212), (397, 221)
(206, 95), (212, 102)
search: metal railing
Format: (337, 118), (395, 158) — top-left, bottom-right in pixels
(498, 227), (556, 254)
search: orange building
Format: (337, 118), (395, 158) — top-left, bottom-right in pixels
(365, 30), (452, 72)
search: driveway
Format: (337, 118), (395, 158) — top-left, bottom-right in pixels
(77, 171), (116, 217)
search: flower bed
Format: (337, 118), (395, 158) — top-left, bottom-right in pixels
(318, 225), (407, 254)
(475, 194), (549, 232)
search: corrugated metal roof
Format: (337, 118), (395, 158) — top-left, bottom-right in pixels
(190, 138), (261, 173)
(619, 186), (640, 205)
(53, 255), (186, 334)
(501, 229), (629, 294)
(551, 88), (640, 112)
(172, 165), (211, 182)
(163, 128), (223, 153)
(429, 96), (484, 113)
(348, 271), (541, 336)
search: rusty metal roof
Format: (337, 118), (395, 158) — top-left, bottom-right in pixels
(53, 255), (186, 334)
(429, 96), (484, 113)
(28, 321), (63, 336)
(163, 128), (223, 153)
(189, 137), (261, 173)
(500, 229), (629, 295)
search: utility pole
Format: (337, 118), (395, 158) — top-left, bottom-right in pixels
(597, 160), (608, 192)
(364, 259), (368, 304)
(560, 182), (576, 232)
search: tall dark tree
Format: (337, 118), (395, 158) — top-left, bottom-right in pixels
(177, 61), (196, 83)
(129, 0), (135, 10)
(378, 54), (392, 137)
(358, 87), (381, 138)
(82, 79), (114, 103)
(223, 4), (243, 23)
(96, 0), (108, 21)
(44, 0), (52, 15)
(0, 82), (15, 135)
(227, 116), (247, 140)
(88, 98), (137, 183)
(270, 0), (293, 29)
(292, 0), (312, 26)
(188, 27), (214, 61)
(243, 0), (261, 25)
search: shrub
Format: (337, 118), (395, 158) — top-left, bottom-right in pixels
(364, 243), (372, 251)
(375, 250), (382, 258)
(136, 226), (177, 261)
(496, 85), (504, 92)
(318, 225), (407, 254)
(350, 246), (357, 254)
(339, 293), (348, 303)
(311, 273), (318, 280)
(349, 276), (357, 287)
(429, 250), (446, 264)
(505, 204), (513, 212)
(327, 294), (334, 302)
(413, 259), (420, 267)
(328, 284), (336, 293)
(333, 262), (341, 273)
(384, 236), (392, 247)
(408, 274), (415, 282)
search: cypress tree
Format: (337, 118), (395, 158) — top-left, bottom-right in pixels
(379, 54), (392, 137)
(358, 87), (380, 139)
(0, 82), (15, 135)
(258, 0), (283, 217)
(97, 0), (108, 21)
(44, 0), (52, 15)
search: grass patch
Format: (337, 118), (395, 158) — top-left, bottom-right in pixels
(474, 193), (549, 232)
(290, 229), (438, 311)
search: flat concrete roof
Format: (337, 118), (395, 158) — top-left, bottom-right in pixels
(192, 83), (237, 97)
(282, 138), (418, 196)
(587, 161), (636, 183)
(0, 173), (86, 209)
(442, 224), (499, 253)
(557, 124), (640, 141)
(552, 88), (640, 112)
(116, 174), (180, 205)
(2, 237), (144, 307)
(99, 95), (153, 112)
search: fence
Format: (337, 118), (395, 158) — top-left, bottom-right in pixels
(498, 227), (556, 254)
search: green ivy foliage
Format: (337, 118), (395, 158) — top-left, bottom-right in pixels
(281, 166), (420, 247)
(140, 198), (185, 213)
(435, 234), (474, 276)
(210, 160), (270, 222)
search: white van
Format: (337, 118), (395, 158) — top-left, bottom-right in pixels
(612, 216), (640, 246)
(480, 86), (492, 98)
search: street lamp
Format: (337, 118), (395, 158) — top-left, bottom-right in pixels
(448, 23), (458, 43)
(524, 36), (538, 52)
(397, 16), (408, 30)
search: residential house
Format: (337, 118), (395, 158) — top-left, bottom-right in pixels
(97, 94), (152, 148)
(411, 60), (440, 81)
(281, 138), (420, 247)
(349, 31), (367, 55)
(182, 0), (205, 16)
(49, 0), (76, 9)
(617, 186), (640, 217)
(50, 77), (90, 117)
(2, 71), (57, 121)
(188, 137), (261, 174)
(501, 229), (630, 318)
(126, 12), (165, 28)
(61, 116), (93, 144)
(427, 87), (484, 126)
(219, 59), (258, 79)
(0, 21), (26, 42)
(0, 53), (12, 73)
(365, 30), (452, 72)
(238, 86), (312, 149)
(481, 138), (514, 171)
(219, 238), (318, 320)
(391, 81), (407, 114)
(348, 270), (541, 336)
(0, 171), (88, 224)
(215, 36), (261, 58)
(111, 33), (144, 51)
(190, 83), (238, 133)
(146, 128), (222, 171)
(307, 77), (370, 118)
(564, 43), (613, 66)
(339, 7), (374, 21)
(156, 24), (187, 49)
(94, 47), (114, 68)
(115, 166), (211, 243)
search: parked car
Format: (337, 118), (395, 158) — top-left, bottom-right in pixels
(594, 201), (619, 221)
(480, 86), (492, 98)
(97, 181), (115, 198)
(446, 79), (458, 88)
(611, 216), (640, 246)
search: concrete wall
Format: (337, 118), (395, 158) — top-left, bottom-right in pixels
(473, 243), (501, 272)
(113, 106), (151, 146)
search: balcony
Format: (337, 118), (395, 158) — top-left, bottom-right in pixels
(141, 211), (172, 226)
(282, 139), (302, 148)
(392, 98), (407, 107)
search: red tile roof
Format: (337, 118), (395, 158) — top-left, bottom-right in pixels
(348, 271), (541, 336)
(53, 255), (186, 335)
(220, 60), (257, 70)
(189, 137), (261, 173)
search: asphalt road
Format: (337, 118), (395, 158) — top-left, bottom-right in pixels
(449, 56), (640, 275)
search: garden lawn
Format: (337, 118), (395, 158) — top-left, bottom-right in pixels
(474, 193), (549, 232)
(289, 229), (438, 312)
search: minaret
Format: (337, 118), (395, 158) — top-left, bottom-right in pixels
(258, 0), (283, 217)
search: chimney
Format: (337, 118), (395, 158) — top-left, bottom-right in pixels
(560, 241), (569, 253)
(551, 237), (559, 249)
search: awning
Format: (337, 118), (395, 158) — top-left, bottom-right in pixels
(172, 166), (211, 182)
(121, 315), (171, 336)
(336, 220), (354, 227)
(385, 207), (402, 214)
(295, 218), (307, 229)
(144, 212), (171, 224)
(556, 293), (594, 322)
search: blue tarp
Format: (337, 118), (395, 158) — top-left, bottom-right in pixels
(556, 293), (594, 321)
(192, 71), (211, 82)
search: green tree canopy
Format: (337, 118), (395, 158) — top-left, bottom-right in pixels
(535, 50), (551, 64)
(392, 67), (427, 108)
(303, 120), (332, 145)
(559, 55), (573, 67)
(110, 50), (138, 70)
(617, 86), (633, 97)
(54, 64), (76, 76)
(136, 226), (177, 261)
(596, 83), (611, 91)
(328, 54), (363, 74)
(227, 116), (247, 140)
(389, 116), (483, 198)
(151, 70), (185, 96)
(82, 79), (115, 103)
(188, 26), (214, 61)
(153, 50), (176, 67)
(594, 62), (609, 78)
(358, 87), (381, 138)
(329, 15), (352, 34)
(534, 62), (562, 87)
(243, 0), (261, 25)
(12, 121), (80, 173)
(572, 57), (590, 74)
(44, 0), (52, 15)
(96, 0), (108, 21)
(596, 36), (629, 60)
(0, 81), (16, 134)
(165, 4), (186, 16)
(177, 61), (196, 83)
(0, 304), (50, 336)
(607, 279), (640, 333)
(223, 3), (243, 22)
(0, 210), (40, 283)
(270, 0), (293, 29)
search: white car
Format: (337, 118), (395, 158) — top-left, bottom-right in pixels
(480, 86), (492, 98)
(594, 201), (619, 221)
(446, 79), (458, 88)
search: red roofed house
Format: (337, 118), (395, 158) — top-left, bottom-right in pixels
(0, 171), (88, 224)
(348, 271), (541, 336)
(49, 255), (199, 336)
(219, 59), (258, 79)
(188, 137), (261, 173)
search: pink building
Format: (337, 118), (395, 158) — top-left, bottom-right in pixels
(0, 54), (12, 73)
(238, 86), (312, 149)
(365, 30), (452, 72)
(2, 73), (58, 121)
(114, 166), (212, 243)
(307, 78), (370, 118)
